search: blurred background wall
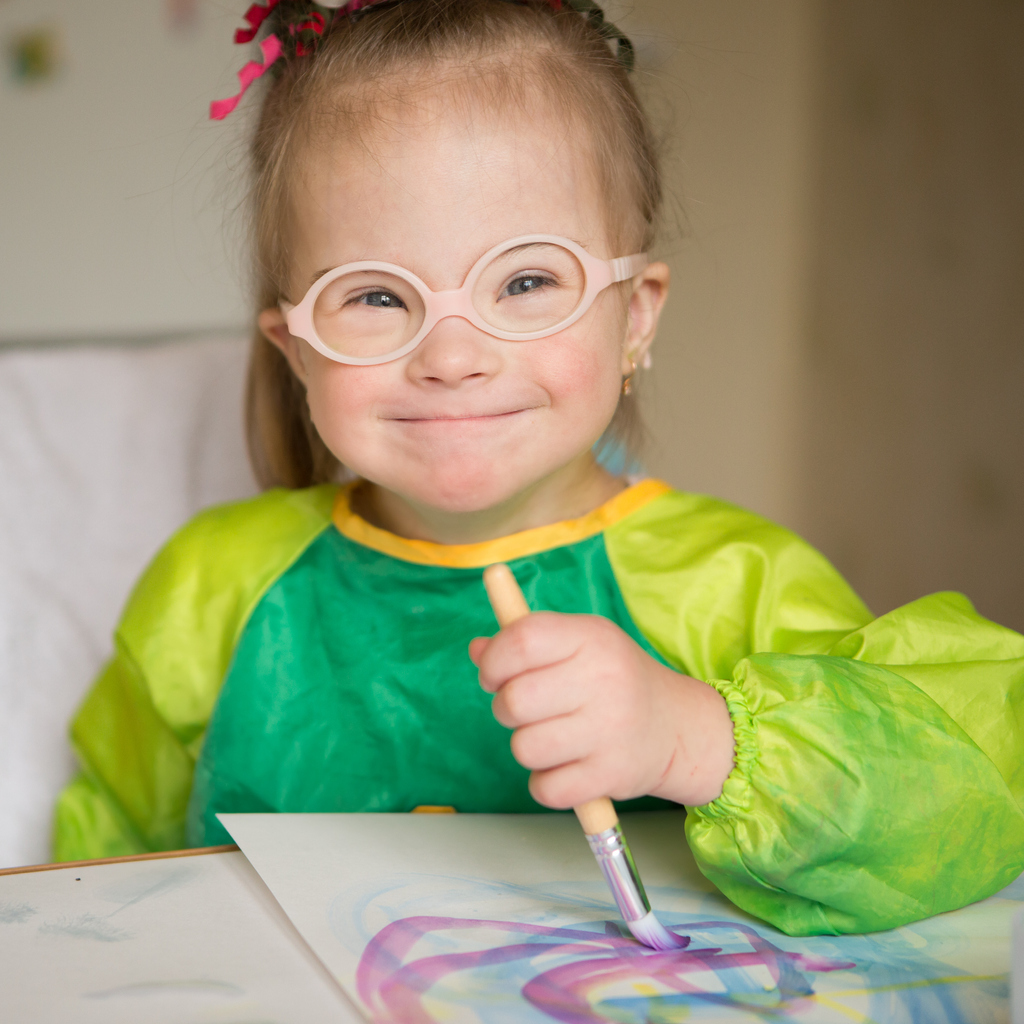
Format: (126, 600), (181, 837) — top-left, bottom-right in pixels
(622, 0), (814, 542)
(0, 0), (248, 340)
(1, 0), (1021, 632)
(797, 1), (1024, 632)
(623, 0), (1024, 632)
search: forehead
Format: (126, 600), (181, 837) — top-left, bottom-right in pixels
(289, 82), (611, 281)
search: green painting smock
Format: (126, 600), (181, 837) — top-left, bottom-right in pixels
(54, 480), (1024, 936)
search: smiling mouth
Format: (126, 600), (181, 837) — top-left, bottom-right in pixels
(389, 409), (532, 423)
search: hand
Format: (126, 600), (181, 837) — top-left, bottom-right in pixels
(469, 613), (735, 810)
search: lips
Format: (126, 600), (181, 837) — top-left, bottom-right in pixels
(385, 408), (535, 422)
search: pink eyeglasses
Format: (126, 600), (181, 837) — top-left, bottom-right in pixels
(281, 235), (648, 366)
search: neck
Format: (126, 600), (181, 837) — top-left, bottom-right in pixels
(353, 455), (627, 545)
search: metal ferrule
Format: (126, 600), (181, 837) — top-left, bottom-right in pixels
(586, 824), (652, 923)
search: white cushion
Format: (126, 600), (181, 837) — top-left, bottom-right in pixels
(0, 335), (257, 867)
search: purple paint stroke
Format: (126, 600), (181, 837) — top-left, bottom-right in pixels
(522, 921), (855, 1024)
(355, 916), (855, 1024)
(356, 917), (666, 1021)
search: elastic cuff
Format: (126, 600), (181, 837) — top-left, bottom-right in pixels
(691, 676), (758, 820)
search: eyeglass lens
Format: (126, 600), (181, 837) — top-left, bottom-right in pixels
(311, 242), (587, 359)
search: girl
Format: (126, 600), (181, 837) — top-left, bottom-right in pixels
(55, 0), (1023, 938)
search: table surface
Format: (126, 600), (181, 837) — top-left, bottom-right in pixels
(0, 845), (361, 1024)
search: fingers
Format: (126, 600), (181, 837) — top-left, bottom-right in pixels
(514, 720), (656, 807)
(509, 715), (592, 771)
(490, 663), (586, 728)
(527, 760), (624, 811)
(472, 612), (690, 809)
(475, 613), (583, 695)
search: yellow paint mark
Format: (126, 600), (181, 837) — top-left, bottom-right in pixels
(798, 973), (1004, 1024)
(411, 806), (457, 813)
(826, 973), (1005, 998)
(806, 993), (878, 1023)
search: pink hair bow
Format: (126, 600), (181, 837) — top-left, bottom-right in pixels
(210, 0), (327, 121)
(210, 33), (284, 121)
(233, 0), (283, 43)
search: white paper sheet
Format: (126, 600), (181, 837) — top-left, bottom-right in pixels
(222, 811), (1024, 1024)
(0, 850), (360, 1023)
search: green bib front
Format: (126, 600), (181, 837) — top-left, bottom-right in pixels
(186, 526), (671, 845)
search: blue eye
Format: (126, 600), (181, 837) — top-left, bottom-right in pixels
(355, 290), (406, 309)
(501, 274), (554, 299)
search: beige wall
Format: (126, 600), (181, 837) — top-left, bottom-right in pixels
(622, 0), (1024, 631)
(797, 1), (1024, 630)
(619, 0), (816, 527)
(0, 1), (246, 340)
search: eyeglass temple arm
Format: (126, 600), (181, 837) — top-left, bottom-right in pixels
(610, 254), (649, 283)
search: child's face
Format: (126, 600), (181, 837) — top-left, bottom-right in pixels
(261, 97), (667, 515)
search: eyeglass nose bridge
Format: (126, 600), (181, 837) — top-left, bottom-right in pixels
(419, 286), (481, 335)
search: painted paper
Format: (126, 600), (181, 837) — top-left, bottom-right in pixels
(222, 812), (1024, 1024)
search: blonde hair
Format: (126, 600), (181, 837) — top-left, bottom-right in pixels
(244, 0), (662, 488)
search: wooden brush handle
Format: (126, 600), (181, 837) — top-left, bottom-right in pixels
(482, 563), (531, 626)
(482, 564), (620, 838)
(573, 798), (619, 835)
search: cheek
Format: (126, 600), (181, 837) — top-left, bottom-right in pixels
(301, 359), (381, 451)
(535, 319), (625, 419)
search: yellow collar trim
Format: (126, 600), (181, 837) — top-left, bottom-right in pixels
(332, 478), (672, 568)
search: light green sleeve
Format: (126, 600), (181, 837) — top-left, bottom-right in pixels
(606, 489), (1024, 936)
(52, 486), (337, 862)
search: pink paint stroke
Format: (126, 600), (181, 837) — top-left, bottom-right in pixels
(355, 916), (855, 1024)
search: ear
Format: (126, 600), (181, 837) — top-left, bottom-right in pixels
(258, 307), (310, 384)
(621, 261), (670, 375)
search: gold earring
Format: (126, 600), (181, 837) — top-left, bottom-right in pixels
(621, 356), (638, 396)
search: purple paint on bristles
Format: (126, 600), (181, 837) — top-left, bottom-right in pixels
(582, 819), (686, 951)
(627, 909), (688, 950)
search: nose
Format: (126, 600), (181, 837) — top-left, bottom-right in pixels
(406, 315), (502, 388)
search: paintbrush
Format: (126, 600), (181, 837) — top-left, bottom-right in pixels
(482, 563), (684, 951)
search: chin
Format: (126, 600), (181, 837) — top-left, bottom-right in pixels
(393, 459), (540, 516)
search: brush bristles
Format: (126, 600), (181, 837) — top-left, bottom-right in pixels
(626, 910), (686, 951)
